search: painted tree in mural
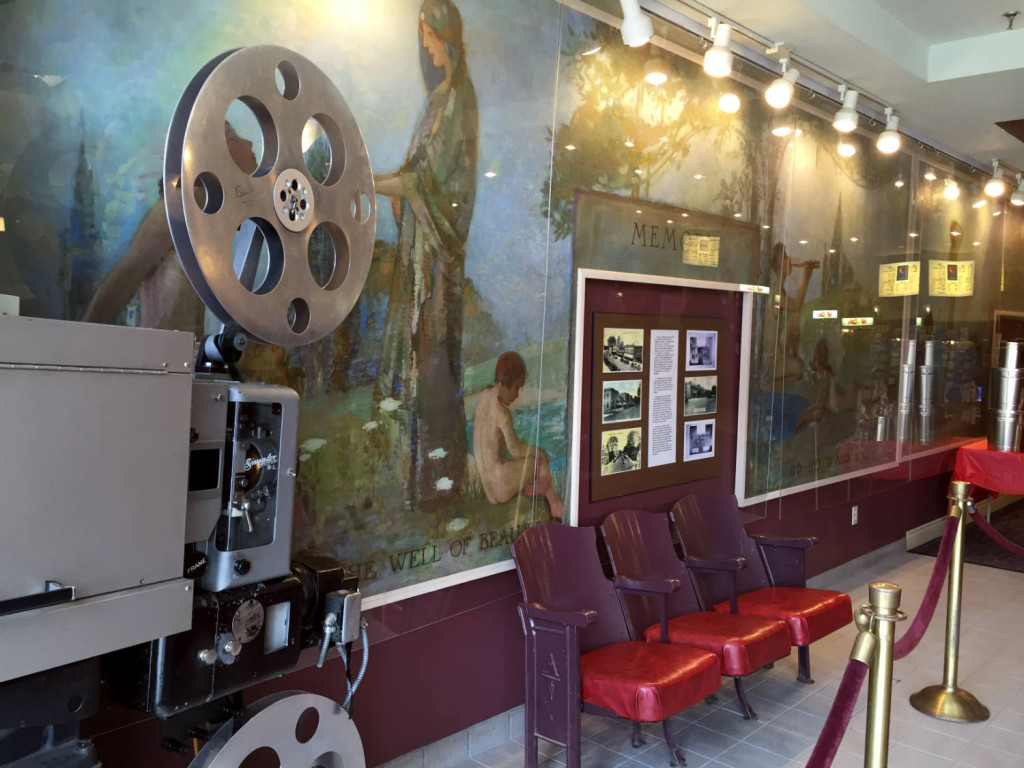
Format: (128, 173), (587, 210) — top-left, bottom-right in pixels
(543, 24), (732, 240)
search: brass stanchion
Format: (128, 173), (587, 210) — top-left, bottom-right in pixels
(860, 582), (905, 768)
(909, 480), (990, 722)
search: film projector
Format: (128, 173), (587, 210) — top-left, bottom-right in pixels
(0, 46), (377, 768)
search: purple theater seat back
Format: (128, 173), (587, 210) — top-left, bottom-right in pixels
(673, 495), (770, 607)
(601, 510), (702, 638)
(512, 523), (631, 653)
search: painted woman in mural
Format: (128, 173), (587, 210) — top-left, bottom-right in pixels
(373, 0), (479, 509)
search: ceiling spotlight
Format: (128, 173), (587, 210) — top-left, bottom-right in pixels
(833, 86), (859, 133)
(894, 174), (905, 188)
(943, 179), (960, 200)
(972, 194), (987, 209)
(718, 92), (741, 113)
(703, 19), (733, 78)
(985, 160), (1007, 197)
(765, 64), (800, 109)
(1011, 174), (1024, 206)
(837, 139), (856, 157)
(924, 168), (937, 181)
(771, 115), (793, 137)
(644, 58), (668, 85)
(619, 0), (653, 47)
(876, 108), (901, 154)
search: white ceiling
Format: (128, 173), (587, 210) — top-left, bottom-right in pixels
(652, 0), (1024, 171)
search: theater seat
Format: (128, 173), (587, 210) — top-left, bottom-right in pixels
(601, 509), (790, 719)
(513, 524), (721, 768)
(672, 494), (853, 683)
(712, 586), (853, 649)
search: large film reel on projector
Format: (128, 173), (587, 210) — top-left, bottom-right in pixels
(189, 692), (365, 768)
(165, 46), (376, 347)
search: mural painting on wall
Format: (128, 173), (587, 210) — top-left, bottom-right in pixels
(0, 0), (569, 601)
(547, 15), (952, 500)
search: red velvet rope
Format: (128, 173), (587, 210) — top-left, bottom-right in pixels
(805, 657), (868, 768)
(893, 514), (958, 660)
(967, 505), (1024, 557)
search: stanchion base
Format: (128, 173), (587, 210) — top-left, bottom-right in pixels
(909, 685), (990, 722)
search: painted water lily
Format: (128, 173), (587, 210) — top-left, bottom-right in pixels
(428, 447), (448, 459)
(435, 477), (453, 491)
(300, 437), (328, 454)
(379, 397), (401, 412)
(362, 420), (379, 432)
(447, 517), (469, 532)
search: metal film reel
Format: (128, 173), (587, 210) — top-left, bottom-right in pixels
(189, 692), (366, 768)
(165, 46), (375, 346)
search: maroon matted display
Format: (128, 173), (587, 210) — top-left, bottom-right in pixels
(590, 312), (725, 501)
(576, 278), (742, 526)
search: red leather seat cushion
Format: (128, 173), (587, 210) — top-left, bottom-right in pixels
(579, 641), (720, 722)
(713, 588), (852, 646)
(642, 612), (790, 676)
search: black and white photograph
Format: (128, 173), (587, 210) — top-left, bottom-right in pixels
(684, 419), (715, 461)
(683, 375), (718, 416)
(685, 330), (717, 371)
(602, 380), (642, 424)
(600, 427), (642, 475)
(602, 328), (645, 373)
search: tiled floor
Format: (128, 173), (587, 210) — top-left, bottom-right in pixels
(383, 544), (1024, 768)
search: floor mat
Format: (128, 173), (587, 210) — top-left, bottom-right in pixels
(908, 499), (1024, 573)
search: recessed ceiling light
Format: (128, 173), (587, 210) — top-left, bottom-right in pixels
(635, 168), (643, 175)
(973, 241), (981, 246)
(972, 198), (987, 209)
(837, 139), (856, 157)
(798, 239), (808, 244)
(909, 232), (919, 238)
(718, 93), (741, 113)
(850, 237), (859, 242)
(484, 171), (497, 178)
(994, 210), (1002, 216)
(644, 58), (668, 86)
(565, 144), (576, 151)
(828, 248), (836, 253)
(681, 212), (689, 217)
(762, 224), (770, 229)
(733, 212), (742, 218)
(624, 138), (635, 147)
(667, 219), (674, 224)
(951, 229), (961, 236)
(924, 168), (937, 181)
(694, 173), (704, 180)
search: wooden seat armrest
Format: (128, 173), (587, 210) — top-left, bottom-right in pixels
(685, 556), (747, 571)
(612, 575), (681, 595)
(521, 601), (597, 628)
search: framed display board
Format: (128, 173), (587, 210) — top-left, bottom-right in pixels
(590, 312), (725, 501)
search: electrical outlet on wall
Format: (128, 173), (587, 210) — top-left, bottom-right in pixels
(851, 505), (859, 525)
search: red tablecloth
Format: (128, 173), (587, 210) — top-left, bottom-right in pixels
(952, 438), (1024, 495)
